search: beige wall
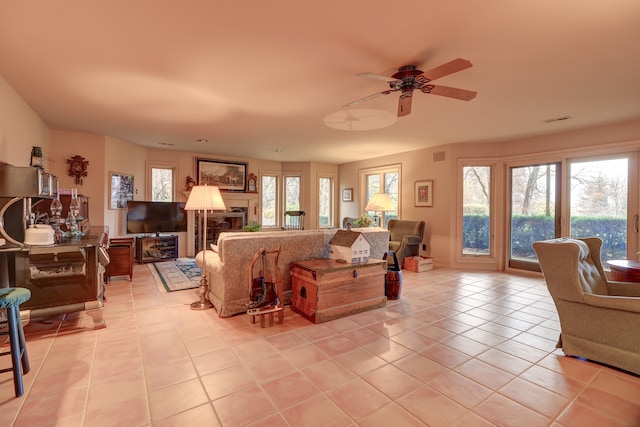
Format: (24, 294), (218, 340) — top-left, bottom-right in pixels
(0, 75), (50, 167)
(4, 71), (640, 266)
(338, 118), (640, 270)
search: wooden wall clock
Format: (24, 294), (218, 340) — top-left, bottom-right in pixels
(67, 155), (89, 185)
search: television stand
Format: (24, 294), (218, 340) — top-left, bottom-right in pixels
(135, 235), (178, 263)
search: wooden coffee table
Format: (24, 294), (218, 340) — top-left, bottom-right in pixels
(290, 258), (386, 323)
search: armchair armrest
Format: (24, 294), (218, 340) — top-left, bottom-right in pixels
(402, 235), (422, 246)
(606, 280), (640, 297)
(583, 293), (640, 314)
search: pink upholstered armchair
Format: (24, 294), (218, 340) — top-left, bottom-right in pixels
(532, 237), (640, 375)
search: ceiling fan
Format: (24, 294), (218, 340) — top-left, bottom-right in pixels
(343, 58), (477, 117)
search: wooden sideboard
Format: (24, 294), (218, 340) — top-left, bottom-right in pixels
(106, 237), (134, 281)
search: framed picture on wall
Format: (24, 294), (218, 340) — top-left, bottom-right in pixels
(415, 180), (433, 207)
(109, 172), (134, 209)
(195, 158), (247, 192)
(342, 188), (353, 202)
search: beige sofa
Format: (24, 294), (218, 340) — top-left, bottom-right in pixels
(196, 227), (390, 317)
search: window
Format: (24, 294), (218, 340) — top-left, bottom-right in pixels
(359, 165), (400, 227)
(261, 174), (279, 228)
(284, 174), (301, 211)
(462, 165), (491, 255)
(318, 175), (334, 228)
(147, 162), (177, 201)
(508, 163), (560, 270)
(569, 157), (629, 263)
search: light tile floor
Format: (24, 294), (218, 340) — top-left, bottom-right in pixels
(2, 265), (640, 426)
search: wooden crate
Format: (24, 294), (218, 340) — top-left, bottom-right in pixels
(290, 258), (386, 323)
(404, 256), (434, 272)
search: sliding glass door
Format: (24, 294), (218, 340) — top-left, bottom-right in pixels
(508, 154), (638, 270)
(508, 163), (560, 270)
(568, 156), (632, 263)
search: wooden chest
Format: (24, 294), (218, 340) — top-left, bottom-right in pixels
(290, 258), (386, 323)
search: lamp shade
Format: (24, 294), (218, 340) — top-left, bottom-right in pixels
(184, 184), (227, 211)
(365, 193), (395, 212)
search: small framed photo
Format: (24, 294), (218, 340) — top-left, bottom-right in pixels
(342, 188), (353, 202)
(109, 172), (134, 209)
(415, 180), (433, 207)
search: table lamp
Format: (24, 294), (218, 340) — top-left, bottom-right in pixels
(365, 193), (395, 227)
(184, 184), (227, 310)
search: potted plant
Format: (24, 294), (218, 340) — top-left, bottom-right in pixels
(243, 221), (262, 232)
(354, 214), (373, 227)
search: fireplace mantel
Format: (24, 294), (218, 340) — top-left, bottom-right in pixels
(185, 192), (259, 256)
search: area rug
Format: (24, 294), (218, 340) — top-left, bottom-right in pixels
(149, 258), (202, 292)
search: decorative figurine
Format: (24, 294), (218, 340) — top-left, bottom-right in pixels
(185, 176), (196, 191)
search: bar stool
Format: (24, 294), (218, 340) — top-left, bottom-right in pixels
(0, 287), (31, 397)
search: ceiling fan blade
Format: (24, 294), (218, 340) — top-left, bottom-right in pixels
(398, 92), (413, 116)
(421, 84), (477, 101)
(421, 58), (473, 82)
(357, 72), (399, 83)
(343, 89), (396, 108)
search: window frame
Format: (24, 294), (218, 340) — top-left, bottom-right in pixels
(260, 171), (281, 229)
(358, 164), (401, 227)
(456, 160), (498, 265)
(318, 172), (336, 228)
(283, 172), (303, 212)
(146, 161), (178, 202)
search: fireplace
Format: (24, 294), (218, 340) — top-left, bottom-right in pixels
(186, 192), (259, 256)
(194, 208), (247, 253)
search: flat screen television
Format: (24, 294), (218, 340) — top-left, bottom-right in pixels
(126, 201), (187, 235)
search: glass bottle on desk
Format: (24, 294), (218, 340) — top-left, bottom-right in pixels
(67, 189), (84, 237)
(50, 193), (64, 242)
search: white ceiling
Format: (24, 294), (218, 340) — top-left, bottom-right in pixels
(1, 1), (639, 164)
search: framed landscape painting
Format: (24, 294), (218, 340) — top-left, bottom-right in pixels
(195, 158), (247, 192)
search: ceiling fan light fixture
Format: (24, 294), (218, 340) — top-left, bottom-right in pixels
(344, 58), (477, 117)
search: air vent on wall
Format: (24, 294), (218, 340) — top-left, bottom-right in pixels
(544, 115), (572, 123)
(433, 151), (446, 162)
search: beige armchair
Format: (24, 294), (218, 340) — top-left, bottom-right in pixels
(532, 237), (640, 375)
(342, 217), (359, 228)
(387, 219), (425, 267)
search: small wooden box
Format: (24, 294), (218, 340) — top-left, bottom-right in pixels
(404, 256), (434, 272)
(290, 258), (386, 323)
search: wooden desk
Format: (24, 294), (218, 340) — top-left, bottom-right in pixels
(607, 260), (640, 283)
(290, 258), (386, 323)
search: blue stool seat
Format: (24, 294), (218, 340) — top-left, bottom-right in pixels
(0, 287), (31, 397)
